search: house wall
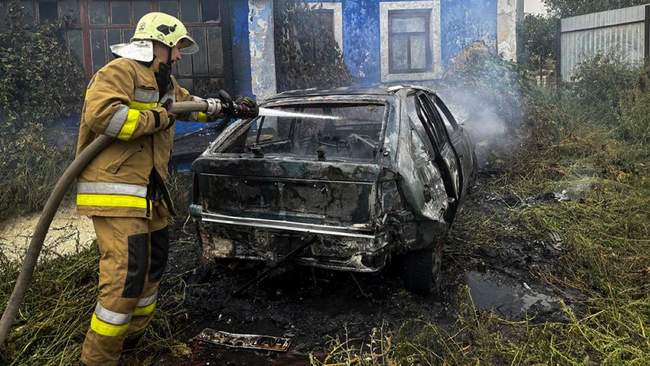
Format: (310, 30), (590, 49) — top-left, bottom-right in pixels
(342, 0), (381, 85)
(248, 0), (277, 100)
(231, 0), (253, 96)
(318, 0), (508, 85)
(496, 0), (523, 61)
(441, 0), (497, 66)
(245, 0), (519, 93)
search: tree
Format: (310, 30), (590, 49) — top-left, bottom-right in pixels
(0, 0), (84, 128)
(0, 0), (84, 219)
(543, 0), (650, 18)
(519, 14), (559, 83)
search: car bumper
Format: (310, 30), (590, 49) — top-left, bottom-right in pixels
(192, 205), (389, 272)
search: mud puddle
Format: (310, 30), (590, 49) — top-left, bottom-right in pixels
(465, 270), (562, 320)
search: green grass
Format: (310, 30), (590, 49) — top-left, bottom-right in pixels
(313, 89), (650, 365)
(0, 244), (191, 365)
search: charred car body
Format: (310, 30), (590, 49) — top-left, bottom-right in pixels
(190, 86), (476, 293)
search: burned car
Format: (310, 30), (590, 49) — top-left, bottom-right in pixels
(190, 86), (476, 293)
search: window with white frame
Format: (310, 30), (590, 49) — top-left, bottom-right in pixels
(380, 1), (441, 82)
(388, 10), (430, 74)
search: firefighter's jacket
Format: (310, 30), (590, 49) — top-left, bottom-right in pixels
(76, 57), (206, 218)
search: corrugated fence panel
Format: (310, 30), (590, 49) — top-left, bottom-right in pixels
(561, 5), (647, 81)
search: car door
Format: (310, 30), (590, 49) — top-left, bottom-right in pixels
(411, 91), (463, 220)
(430, 93), (475, 199)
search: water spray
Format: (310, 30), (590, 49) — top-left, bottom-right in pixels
(258, 107), (341, 120)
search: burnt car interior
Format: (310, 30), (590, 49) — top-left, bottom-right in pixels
(222, 103), (386, 162)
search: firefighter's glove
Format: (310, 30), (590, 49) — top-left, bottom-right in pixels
(234, 96), (259, 119)
(161, 99), (176, 130)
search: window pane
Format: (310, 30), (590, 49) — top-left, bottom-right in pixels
(107, 28), (121, 47)
(390, 35), (409, 71)
(89, 0), (108, 24)
(192, 28), (207, 73)
(207, 27), (223, 74)
(410, 34), (427, 69)
(391, 16), (425, 33)
(177, 53), (193, 76)
(201, 0), (219, 22)
(122, 28), (132, 43)
(180, 0), (198, 22)
(159, 1), (178, 18)
(133, 0), (150, 22)
(38, 0), (58, 23)
(111, 1), (130, 24)
(91, 29), (107, 72)
(60, 0), (79, 25)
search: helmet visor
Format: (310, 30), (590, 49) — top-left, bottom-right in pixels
(178, 35), (199, 55)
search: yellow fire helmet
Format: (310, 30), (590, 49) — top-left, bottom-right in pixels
(110, 12), (198, 62)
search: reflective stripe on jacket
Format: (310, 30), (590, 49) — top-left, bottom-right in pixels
(76, 57), (193, 218)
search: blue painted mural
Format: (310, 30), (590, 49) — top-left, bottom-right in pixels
(342, 0), (381, 85)
(441, 0), (497, 66)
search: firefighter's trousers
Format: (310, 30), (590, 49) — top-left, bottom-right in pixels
(81, 202), (169, 366)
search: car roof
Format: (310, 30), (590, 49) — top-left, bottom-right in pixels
(263, 85), (436, 102)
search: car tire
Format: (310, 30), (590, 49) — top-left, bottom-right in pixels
(401, 240), (443, 295)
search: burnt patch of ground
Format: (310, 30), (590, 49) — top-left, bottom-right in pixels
(145, 174), (579, 365)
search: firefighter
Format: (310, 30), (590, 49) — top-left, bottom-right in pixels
(76, 12), (256, 365)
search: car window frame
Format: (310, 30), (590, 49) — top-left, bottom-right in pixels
(431, 94), (459, 131)
(235, 100), (390, 162)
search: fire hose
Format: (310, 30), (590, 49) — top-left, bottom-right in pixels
(0, 100), (222, 347)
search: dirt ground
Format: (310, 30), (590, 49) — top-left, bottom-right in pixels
(149, 172), (583, 365)
(0, 204), (94, 262)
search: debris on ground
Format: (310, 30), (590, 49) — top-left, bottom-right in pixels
(194, 328), (291, 352)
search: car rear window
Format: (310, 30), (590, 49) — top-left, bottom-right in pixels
(244, 103), (385, 161)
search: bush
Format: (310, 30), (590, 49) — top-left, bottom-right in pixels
(0, 1), (84, 220)
(0, 124), (72, 220)
(617, 65), (650, 144)
(569, 53), (639, 123)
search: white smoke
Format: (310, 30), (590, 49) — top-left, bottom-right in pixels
(438, 86), (522, 169)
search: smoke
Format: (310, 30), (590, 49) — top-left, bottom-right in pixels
(439, 88), (509, 139)
(436, 49), (527, 170)
(438, 86), (520, 169)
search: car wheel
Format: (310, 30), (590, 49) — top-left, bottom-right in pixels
(401, 240), (443, 295)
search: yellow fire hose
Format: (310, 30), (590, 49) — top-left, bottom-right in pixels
(0, 101), (210, 347)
